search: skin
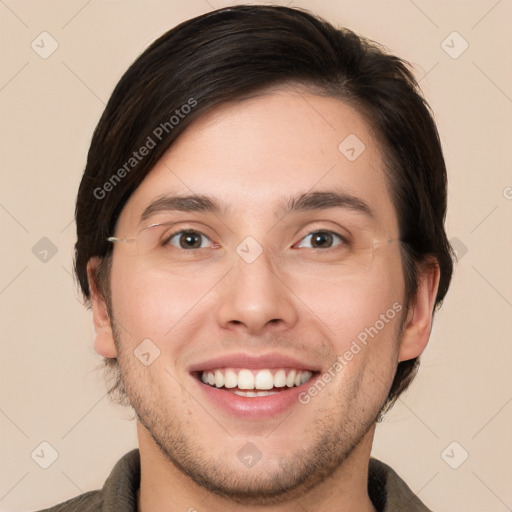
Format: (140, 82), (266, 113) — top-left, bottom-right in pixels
(88, 87), (440, 511)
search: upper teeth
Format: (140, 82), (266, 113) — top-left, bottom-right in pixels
(200, 368), (313, 390)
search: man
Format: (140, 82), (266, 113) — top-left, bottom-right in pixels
(41, 5), (453, 511)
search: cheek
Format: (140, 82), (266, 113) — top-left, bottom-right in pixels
(109, 258), (215, 343)
(289, 258), (405, 396)
(290, 258), (404, 343)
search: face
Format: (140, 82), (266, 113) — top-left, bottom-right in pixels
(92, 88), (425, 504)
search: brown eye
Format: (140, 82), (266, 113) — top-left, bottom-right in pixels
(296, 231), (345, 250)
(167, 230), (212, 250)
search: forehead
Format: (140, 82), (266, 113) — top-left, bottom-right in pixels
(118, 88), (398, 235)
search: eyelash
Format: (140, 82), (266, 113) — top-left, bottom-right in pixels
(163, 228), (348, 253)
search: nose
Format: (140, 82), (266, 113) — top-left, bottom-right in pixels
(215, 247), (299, 336)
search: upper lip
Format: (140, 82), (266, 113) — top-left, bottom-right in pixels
(188, 352), (322, 373)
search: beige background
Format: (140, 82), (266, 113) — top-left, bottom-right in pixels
(1, 0), (511, 510)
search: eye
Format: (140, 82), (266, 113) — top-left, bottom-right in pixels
(295, 230), (346, 250)
(166, 229), (214, 250)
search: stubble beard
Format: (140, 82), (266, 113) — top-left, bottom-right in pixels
(110, 318), (396, 506)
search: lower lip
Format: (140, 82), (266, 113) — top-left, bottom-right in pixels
(192, 374), (319, 419)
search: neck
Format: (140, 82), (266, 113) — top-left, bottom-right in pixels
(136, 421), (378, 512)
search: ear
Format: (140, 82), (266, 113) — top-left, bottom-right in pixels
(87, 257), (117, 358)
(398, 259), (441, 362)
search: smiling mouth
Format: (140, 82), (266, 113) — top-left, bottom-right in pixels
(193, 368), (318, 397)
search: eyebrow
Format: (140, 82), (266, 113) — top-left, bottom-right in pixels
(139, 190), (375, 225)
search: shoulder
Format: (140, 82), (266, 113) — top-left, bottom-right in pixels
(33, 449), (140, 512)
(35, 491), (103, 512)
(369, 457), (434, 512)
